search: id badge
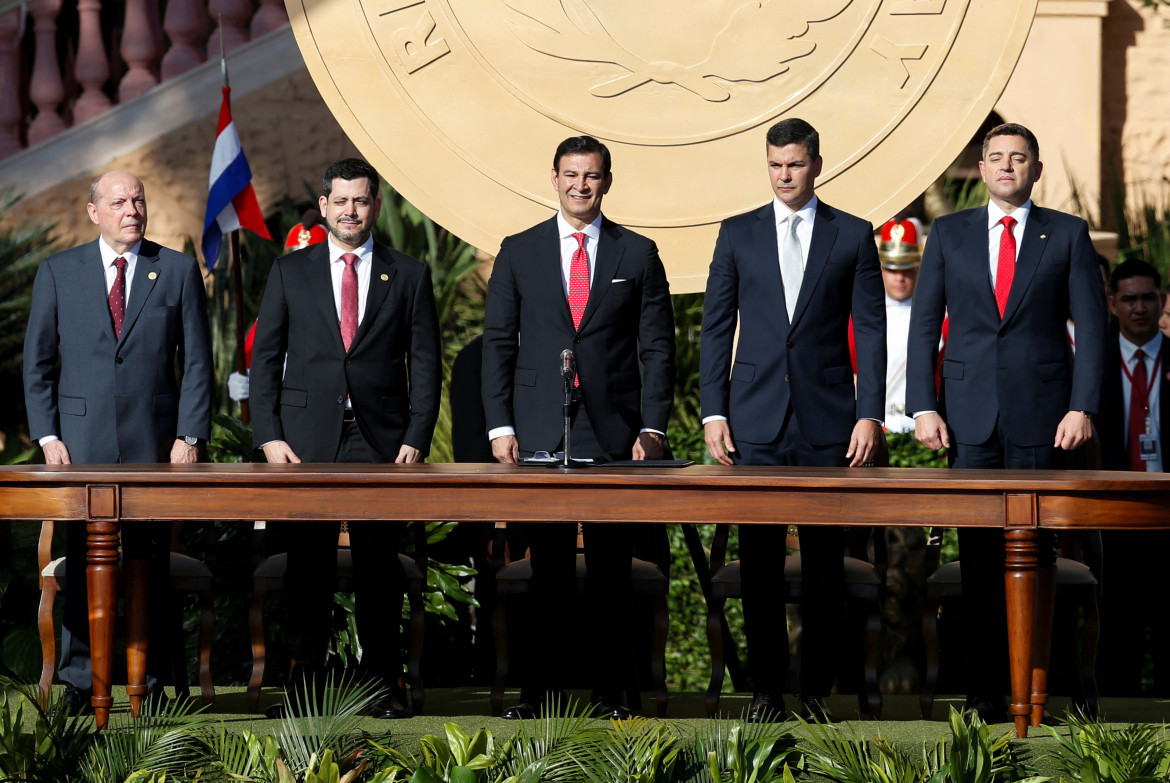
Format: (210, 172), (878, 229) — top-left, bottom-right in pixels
(1140, 433), (1159, 461)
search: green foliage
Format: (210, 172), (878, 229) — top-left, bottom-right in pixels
(0, 679), (95, 783)
(1043, 709), (1170, 782)
(944, 178), (991, 214)
(78, 698), (214, 783)
(569, 716), (681, 783)
(1105, 176), (1170, 282)
(268, 673), (383, 779)
(798, 707), (1044, 783)
(687, 719), (800, 783)
(370, 721), (498, 783)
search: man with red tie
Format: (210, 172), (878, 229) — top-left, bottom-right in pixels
(1095, 259), (1170, 696)
(250, 158), (442, 718)
(906, 123), (1107, 721)
(481, 135), (675, 719)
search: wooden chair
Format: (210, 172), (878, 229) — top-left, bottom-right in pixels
(704, 525), (885, 718)
(919, 528), (1099, 719)
(488, 522), (670, 717)
(246, 521), (427, 714)
(36, 520), (215, 704)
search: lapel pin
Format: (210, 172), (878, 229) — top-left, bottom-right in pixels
(1040, 234), (1047, 240)
(380, 273), (389, 281)
(148, 271), (158, 280)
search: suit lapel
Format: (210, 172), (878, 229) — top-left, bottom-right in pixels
(351, 246), (397, 350)
(120, 240), (159, 343)
(963, 207), (1001, 317)
(752, 205), (786, 327)
(578, 218), (622, 332)
(540, 218), (576, 331)
(80, 240), (114, 335)
(308, 244), (346, 353)
(1002, 206), (1049, 323)
(790, 201), (836, 329)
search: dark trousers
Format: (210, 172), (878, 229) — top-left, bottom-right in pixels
(516, 396), (634, 704)
(951, 425), (1060, 701)
(61, 520), (172, 692)
(1098, 530), (1170, 696)
(281, 421), (406, 688)
(735, 405), (847, 698)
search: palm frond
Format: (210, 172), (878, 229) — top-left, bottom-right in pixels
(568, 716), (680, 783)
(273, 672), (383, 777)
(492, 697), (602, 783)
(78, 696), (213, 783)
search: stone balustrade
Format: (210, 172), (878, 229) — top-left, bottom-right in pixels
(0, 0), (288, 159)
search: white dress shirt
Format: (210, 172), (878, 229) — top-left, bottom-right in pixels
(773, 194), (817, 273)
(1120, 331), (1163, 472)
(986, 199), (1031, 289)
(557, 211), (601, 295)
(326, 234), (374, 325)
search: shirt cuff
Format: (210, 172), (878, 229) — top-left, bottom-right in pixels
(912, 411), (937, 419)
(701, 415), (728, 425)
(488, 426), (516, 441)
(639, 428), (665, 437)
(38, 435), (59, 447)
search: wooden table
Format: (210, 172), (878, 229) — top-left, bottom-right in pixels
(3, 462), (1170, 735)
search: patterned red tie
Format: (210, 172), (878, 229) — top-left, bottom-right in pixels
(568, 233), (589, 387)
(1128, 348), (1148, 472)
(340, 253), (358, 351)
(569, 232), (590, 329)
(994, 215), (1017, 317)
(108, 256), (127, 338)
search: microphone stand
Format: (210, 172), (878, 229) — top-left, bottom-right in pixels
(558, 348), (590, 469)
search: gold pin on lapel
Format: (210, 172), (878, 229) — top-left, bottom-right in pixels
(1040, 235), (1047, 240)
(148, 272), (158, 280)
(380, 273), (389, 281)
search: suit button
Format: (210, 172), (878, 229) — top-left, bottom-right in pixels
(345, 358), (351, 366)
(116, 357), (124, 364)
(337, 395), (344, 404)
(784, 374), (789, 382)
(786, 341), (794, 348)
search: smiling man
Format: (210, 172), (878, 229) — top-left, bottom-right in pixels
(481, 135), (675, 720)
(250, 158), (441, 719)
(906, 123), (1107, 721)
(24, 171), (213, 714)
(699, 117), (886, 722)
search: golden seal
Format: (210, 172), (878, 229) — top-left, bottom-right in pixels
(148, 272), (158, 280)
(290, 0), (1037, 291)
(381, 273), (390, 281)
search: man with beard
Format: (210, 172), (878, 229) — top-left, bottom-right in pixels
(251, 158), (442, 718)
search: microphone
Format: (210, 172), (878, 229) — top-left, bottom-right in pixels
(560, 349), (576, 380)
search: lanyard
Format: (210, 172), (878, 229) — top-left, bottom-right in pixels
(1120, 351), (1161, 415)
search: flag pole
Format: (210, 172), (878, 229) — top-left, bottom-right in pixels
(220, 22), (251, 425)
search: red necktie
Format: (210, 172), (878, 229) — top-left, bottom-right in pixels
(108, 256), (127, 338)
(340, 252), (358, 351)
(569, 232), (590, 329)
(994, 216), (1017, 317)
(568, 233), (590, 387)
(1128, 348), (1149, 472)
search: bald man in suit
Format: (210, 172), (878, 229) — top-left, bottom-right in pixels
(24, 171), (213, 713)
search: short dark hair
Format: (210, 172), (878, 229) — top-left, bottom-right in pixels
(322, 158), (380, 198)
(981, 123), (1040, 162)
(552, 136), (611, 176)
(766, 118), (819, 160)
(1111, 258), (1161, 291)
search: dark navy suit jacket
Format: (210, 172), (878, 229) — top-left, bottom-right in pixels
(699, 200), (886, 446)
(906, 204), (1107, 447)
(24, 238), (212, 462)
(250, 241), (442, 461)
(481, 215), (675, 458)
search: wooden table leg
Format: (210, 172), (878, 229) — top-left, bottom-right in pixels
(1029, 550), (1057, 727)
(124, 555), (150, 717)
(1005, 526), (1039, 739)
(85, 485), (121, 730)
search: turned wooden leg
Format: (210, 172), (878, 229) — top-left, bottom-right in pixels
(1005, 524), (1039, 739)
(86, 485), (121, 730)
(123, 555), (150, 717)
(1030, 547), (1057, 727)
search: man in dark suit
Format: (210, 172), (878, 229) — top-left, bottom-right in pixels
(481, 135), (675, 719)
(906, 123), (1107, 720)
(23, 171), (213, 713)
(699, 118), (886, 721)
(1095, 259), (1170, 696)
(250, 158), (442, 718)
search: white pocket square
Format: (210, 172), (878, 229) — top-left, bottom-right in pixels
(611, 278), (630, 283)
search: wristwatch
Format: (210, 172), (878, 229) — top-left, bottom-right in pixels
(181, 435), (200, 446)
